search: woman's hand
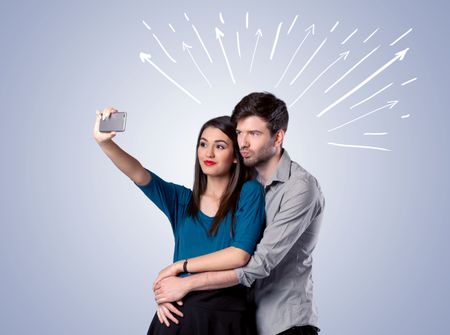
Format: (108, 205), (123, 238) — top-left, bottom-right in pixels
(156, 302), (184, 327)
(93, 107), (118, 144)
(153, 262), (183, 290)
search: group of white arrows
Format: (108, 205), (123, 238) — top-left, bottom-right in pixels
(140, 12), (416, 152)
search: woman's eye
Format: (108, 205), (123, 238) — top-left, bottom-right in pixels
(216, 145), (225, 150)
(199, 142), (207, 148)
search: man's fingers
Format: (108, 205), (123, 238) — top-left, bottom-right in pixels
(166, 303), (184, 317)
(162, 305), (179, 325)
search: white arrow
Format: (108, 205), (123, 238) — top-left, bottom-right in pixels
(325, 45), (380, 94)
(182, 42), (212, 87)
(350, 82), (393, 109)
(289, 51), (350, 108)
(317, 48), (409, 118)
(287, 15), (298, 35)
(290, 37), (327, 86)
(152, 33), (176, 63)
(139, 52), (201, 105)
(275, 24), (315, 88)
(215, 27), (236, 84)
(250, 29), (263, 72)
(270, 22), (283, 60)
(192, 24), (213, 63)
(328, 142), (391, 152)
(236, 31), (241, 59)
(327, 100), (398, 132)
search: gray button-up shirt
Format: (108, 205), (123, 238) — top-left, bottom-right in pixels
(235, 150), (325, 335)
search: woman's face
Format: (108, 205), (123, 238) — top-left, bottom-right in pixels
(197, 126), (236, 178)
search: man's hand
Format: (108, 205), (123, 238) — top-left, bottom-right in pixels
(153, 262), (183, 290)
(155, 302), (184, 327)
(154, 276), (190, 304)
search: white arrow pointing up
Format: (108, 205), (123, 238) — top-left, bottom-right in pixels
(139, 52), (201, 104)
(250, 29), (263, 72)
(327, 100), (398, 132)
(275, 24), (315, 88)
(216, 27), (236, 84)
(182, 42), (212, 87)
(289, 51), (350, 108)
(317, 48), (409, 118)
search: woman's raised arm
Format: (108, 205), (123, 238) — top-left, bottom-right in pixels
(93, 107), (150, 186)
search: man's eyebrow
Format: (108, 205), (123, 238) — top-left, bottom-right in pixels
(236, 129), (263, 133)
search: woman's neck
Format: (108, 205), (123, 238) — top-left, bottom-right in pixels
(204, 174), (230, 199)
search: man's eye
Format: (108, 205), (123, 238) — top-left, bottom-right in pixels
(250, 132), (259, 136)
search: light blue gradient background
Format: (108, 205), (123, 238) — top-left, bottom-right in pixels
(1, 0), (448, 334)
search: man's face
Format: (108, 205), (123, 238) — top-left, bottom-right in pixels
(236, 116), (277, 167)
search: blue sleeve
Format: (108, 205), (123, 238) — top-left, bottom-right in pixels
(134, 168), (192, 230)
(231, 180), (266, 254)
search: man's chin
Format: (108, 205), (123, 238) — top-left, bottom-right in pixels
(243, 157), (257, 167)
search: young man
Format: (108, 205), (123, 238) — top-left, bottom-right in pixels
(153, 92), (325, 335)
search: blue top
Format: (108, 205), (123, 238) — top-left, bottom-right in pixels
(135, 169), (266, 263)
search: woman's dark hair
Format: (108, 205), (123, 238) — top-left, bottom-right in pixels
(187, 116), (249, 236)
(231, 92), (289, 136)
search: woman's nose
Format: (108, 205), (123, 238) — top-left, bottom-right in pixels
(206, 147), (214, 158)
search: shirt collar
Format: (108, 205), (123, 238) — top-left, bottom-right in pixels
(258, 149), (291, 186)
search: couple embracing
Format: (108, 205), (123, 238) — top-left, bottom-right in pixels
(93, 92), (325, 335)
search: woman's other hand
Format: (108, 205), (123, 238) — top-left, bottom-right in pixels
(155, 302), (184, 327)
(153, 262), (183, 289)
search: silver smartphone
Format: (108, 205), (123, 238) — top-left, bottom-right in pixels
(99, 112), (127, 132)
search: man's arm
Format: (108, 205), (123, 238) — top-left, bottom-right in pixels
(155, 178), (324, 302)
(154, 270), (238, 304)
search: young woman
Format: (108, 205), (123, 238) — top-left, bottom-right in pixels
(93, 108), (265, 335)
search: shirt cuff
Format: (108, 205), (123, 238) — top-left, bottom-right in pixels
(234, 268), (251, 287)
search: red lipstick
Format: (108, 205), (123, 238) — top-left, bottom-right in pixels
(204, 160), (216, 166)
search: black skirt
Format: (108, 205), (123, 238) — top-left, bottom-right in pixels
(147, 286), (256, 335)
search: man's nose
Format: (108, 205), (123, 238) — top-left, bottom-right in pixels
(239, 134), (249, 148)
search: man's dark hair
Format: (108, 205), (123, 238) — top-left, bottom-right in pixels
(231, 92), (289, 136)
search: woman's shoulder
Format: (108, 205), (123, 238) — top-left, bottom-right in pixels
(137, 168), (193, 204)
(240, 179), (264, 197)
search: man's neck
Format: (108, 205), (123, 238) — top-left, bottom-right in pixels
(256, 149), (283, 186)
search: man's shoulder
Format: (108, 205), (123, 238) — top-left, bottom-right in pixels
(279, 159), (325, 212)
(288, 160), (320, 188)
